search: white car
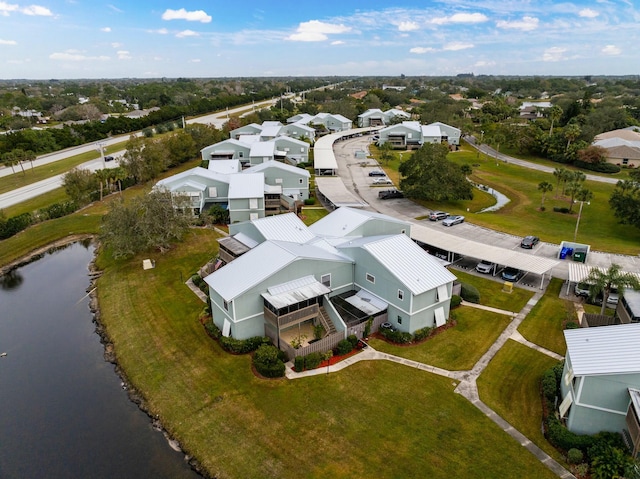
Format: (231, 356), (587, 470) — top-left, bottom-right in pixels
(372, 177), (392, 185)
(475, 260), (496, 274)
(442, 215), (465, 226)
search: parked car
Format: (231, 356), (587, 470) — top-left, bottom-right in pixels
(520, 235), (540, 249)
(428, 211), (449, 221)
(379, 189), (404, 200)
(574, 282), (592, 297)
(368, 170), (386, 177)
(442, 215), (465, 226)
(607, 288), (619, 304)
(104, 155), (114, 162)
(475, 260), (496, 274)
(372, 177), (392, 185)
(501, 267), (523, 282)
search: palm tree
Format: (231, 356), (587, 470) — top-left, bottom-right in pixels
(537, 181), (553, 209)
(566, 171), (587, 212)
(586, 264), (640, 316)
(553, 167), (568, 198)
(564, 124), (581, 150)
(548, 105), (562, 136)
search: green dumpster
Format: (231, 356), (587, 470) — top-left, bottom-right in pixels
(573, 250), (586, 262)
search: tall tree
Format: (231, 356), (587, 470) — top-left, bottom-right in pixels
(609, 170), (640, 229)
(585, 264), (640, 315)
(537, 181), (553, 209)
(398, 142), (473, 201)
(565, 171), (587, 212)
(62, 168), (98, 205)
(548, 105), (563, 136)
(553, 167), (570, 197)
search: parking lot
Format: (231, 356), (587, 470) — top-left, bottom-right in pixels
(328, 135), (640, 288)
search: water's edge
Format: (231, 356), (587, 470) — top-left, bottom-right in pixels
(1, 236), (209, 479)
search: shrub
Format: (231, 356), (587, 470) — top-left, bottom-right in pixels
(191, 274), (204, 287)
(304, 198), (315, 205)
(252, 344), (285, 378)
(545, 414), (594, 453)
(336, 339), (353, 356)
(413, 327), (433, 342)
(553, 207), (570, 214)
(304, 351), (324, 370)
(0, 212), (33, 240)
(363, 318), (372, 338)
(574, 160), (621, 174)
(567, 448), (584, 464)
(38, 201), (78, 220)
(347, 334), (358, 349)
(541, 369), (558, 402)
(450, 294), (462, 308)
(460, 283), (480, 303)
(204, 320), (221, 339)
(219, 335), (269, 354)
(294, 356), (305, 372)
(380, 328), (413, 344)
(565, 321), (579, 329)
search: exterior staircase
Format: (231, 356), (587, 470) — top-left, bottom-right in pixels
(318, 306), (336, 336)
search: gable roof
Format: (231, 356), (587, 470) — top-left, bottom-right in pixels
(249, 141), (275, 158)
(338, 234), (456, 295)
(243, 160), (310, 177)
(207, 159), (241, 174)
(228, 173), (264, 199)
(379, 121), (421, 134)
(565, 323), (640, 376)
(155, 166), (228, 188)
(248, 212), (315, 243)
(308, 206), (409, 238)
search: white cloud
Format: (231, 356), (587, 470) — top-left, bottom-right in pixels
(162, 8), (211, 23)
(398, 21), (419, 31)
(111, 42), (123, 48)
(443, 42), (474, 51)
(0, 2), (19, 16)
(49, 50), (110, 61)
(542, 46), (566, 62)
(149, 28), (169, 35)
(432, 12), (488, 25)
(176, 29), (198, 38)
(117, 50), (131, 60)
(602, 44), (621, 55)
(409, 46), (435, 54)
(0, 38), (17, 45)
(331, 40), (345, 45)
(190, 58), (201, 63)
(286, 20), (351, 42)
(474, 60), (496, 67)
(107, 4), (123, 13)
(496, 16), (539, 31)
(21, 5), (53, 16)
(579, 8), (599, 18)
(101, 27), (111, 32)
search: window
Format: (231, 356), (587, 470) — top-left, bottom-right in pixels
(275, 178), (283, 184)
(407, 133), (412, 139)
(366, 273), (375, 284)
(249, 198), (258, 209)
(238, 151), (244, 158)
(299, 178), (304, 184)
(284, 147), (290, 152)
(321, 274), (331, 288)
(208, 186), (218, 197)
(623, 158), (629, 165)
(398, 289), (404, 301)
(223, 300), (229, 311)
(397, 315), (402, 324)
(401, 229), (406, 234)
(300, 147), (305, 152)
(250, 213), (259, 220)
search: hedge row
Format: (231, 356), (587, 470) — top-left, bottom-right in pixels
(204, 320), (270, 354)
(460, 283), (480, 303)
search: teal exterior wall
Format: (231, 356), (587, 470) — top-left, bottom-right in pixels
(228, 197), (265, 223)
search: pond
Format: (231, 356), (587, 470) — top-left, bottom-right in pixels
(0, 241), (202, 479)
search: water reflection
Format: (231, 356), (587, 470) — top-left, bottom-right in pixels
(0, 269), (23, 290)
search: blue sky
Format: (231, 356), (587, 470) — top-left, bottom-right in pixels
(1, 0), (638, 79)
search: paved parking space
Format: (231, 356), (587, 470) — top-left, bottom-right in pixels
(326, 136), (640, 283)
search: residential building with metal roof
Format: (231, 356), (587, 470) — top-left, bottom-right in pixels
(560, 323), (640, 436)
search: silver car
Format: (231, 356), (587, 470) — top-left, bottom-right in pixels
(442, 215), (464, 226)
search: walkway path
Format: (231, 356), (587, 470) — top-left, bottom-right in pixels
(285, 291), (576, 479)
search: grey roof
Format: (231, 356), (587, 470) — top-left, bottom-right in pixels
(260, 126), (282, 138)
(338, 234), (456, 295)
(567, 263), (640, 284)
(228, 173), (264, 199)
(411, 224), (559, 275)
(309, 206), (409, 238)
(155, 166), (228, 188)
(270, 240), (351, 262)
(625, 290), (640, 315)
(345, 289), (388, 315)
(315, 177), (368, 208)
(565, 323), (640, 376)
(250, 141), (275, 158)
(233, 232), (258, 248)
(250, 212), (315, 243)
(243, 160), (310, 177)
(262, 275), (331, 309)
(208, 159), (241, 174)
(218, 236), (251, 256)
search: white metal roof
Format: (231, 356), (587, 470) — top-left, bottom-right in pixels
(340, 234), (457, 295)
(208, 159), (241, 174)
(260, 126), (282, 138)
(249, 141), (275, 158)
(244, 159), (310, 177)
(410, 224), (559, 275)
(250, 212), (315, 243)
(155, 166), (228, 188)
(421, 124), (442, 138)
(345, 289), (388, 315)
(315, 177), (369, 208)
(565, 323), (640, 376)
(309, 206), (409, 238)
(313, 127), (376, 170)
(262, 275), (331, 309)
(567, 263), (640, 284)
(228, 173), (264, 199)
(233, 232), (258, 249)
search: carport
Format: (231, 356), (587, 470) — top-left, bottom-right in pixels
(411, 224), (559, 289)
(313, 127), (377, 176)
(565, 263), (640, 296)
(315, 177), (368, 209)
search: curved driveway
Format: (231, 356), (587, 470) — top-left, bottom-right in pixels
(331, 136), (639, 284)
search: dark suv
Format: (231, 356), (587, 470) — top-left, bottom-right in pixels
(368, 170), (386, 177)
(379, 189), (404, 199)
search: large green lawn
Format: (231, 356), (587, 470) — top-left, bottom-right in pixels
(94, 230), (559, 479)
(477, 340), (564, 464)
(369, 306), (512, 370)
(452, 269), (534, 312)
